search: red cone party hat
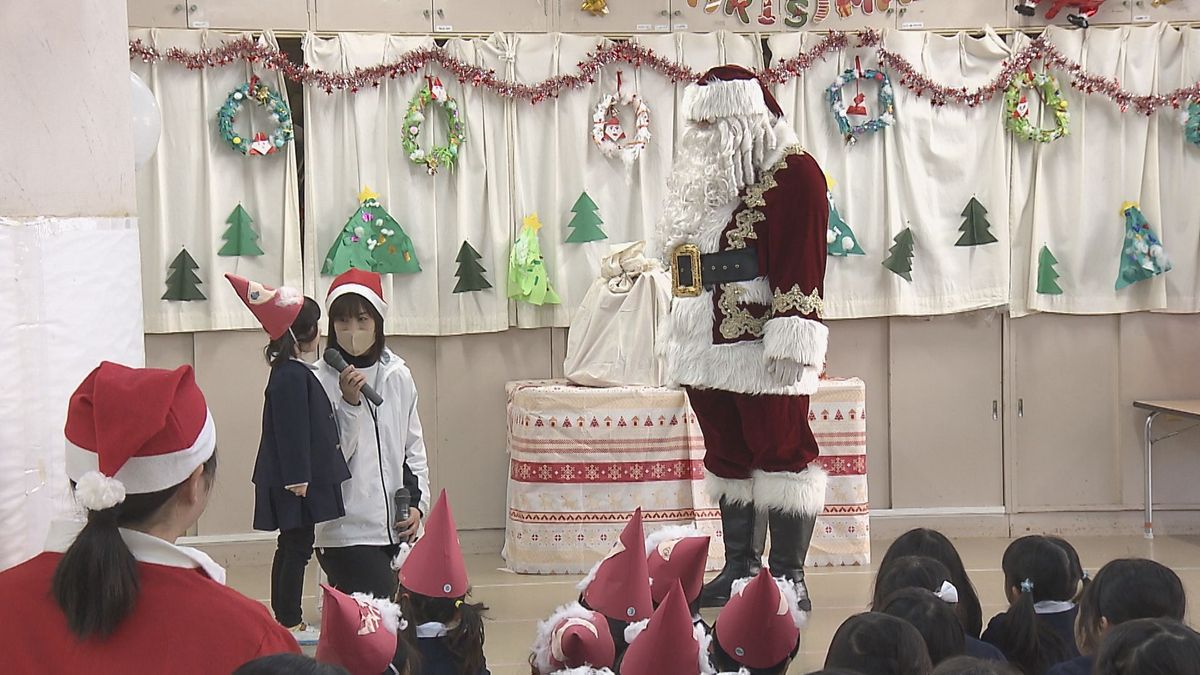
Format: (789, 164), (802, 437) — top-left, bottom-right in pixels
(580, 508), (653, 623)
(225, 273), (304, 340)
(714, 567), (804, 670)
(398, 490), (469, 598)
(644, 526), (711, 606)
(315, 584), (403, 675)
(620, 582), (708, 675)
(530, 603), (616, 674)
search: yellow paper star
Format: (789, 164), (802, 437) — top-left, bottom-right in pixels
(523, 213), (543, 231)
(358, 186), (381, 203)
(1120, 201), (1139, 216)
(825, 173), (837, 190)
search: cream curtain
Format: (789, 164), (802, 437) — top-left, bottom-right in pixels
(132, 29), (303, 333)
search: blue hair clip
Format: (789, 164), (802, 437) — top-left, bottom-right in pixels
(1020, 578), (1035, 593)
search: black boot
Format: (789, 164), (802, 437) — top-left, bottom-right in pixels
(767, 509), (818, 612)
(699, 499), (767, 608)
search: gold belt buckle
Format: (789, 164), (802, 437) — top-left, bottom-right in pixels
(671, 244), (702, 298)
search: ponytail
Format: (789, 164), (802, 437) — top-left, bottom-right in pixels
(395, 585), (488, 675)
(51, 453), (217, 639)
(999, 536), (1074, 675)
(448, 599), (488, 675)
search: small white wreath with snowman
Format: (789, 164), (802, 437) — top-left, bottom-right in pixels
(591, 91), (652, 169)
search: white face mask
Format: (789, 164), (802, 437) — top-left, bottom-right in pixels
(336, 327), (375, 357)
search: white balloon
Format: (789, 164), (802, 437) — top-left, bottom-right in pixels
(130, 71), (162, 168)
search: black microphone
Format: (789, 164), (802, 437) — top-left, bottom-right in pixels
(323, 348), (384, 407)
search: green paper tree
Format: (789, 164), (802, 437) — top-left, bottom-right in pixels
(508, 214), (560, 306)
(956, 197), (998, 247)
(881, 227), (915, 281)
(162, 248), (206, 301)
(217, 204), (264, 257)
(564, 192), (607, 244)
(827, 192), (865, 256)
(1116, 203), (1172, 290)
(322, 187), (420, 276)
(1037, 246), (1064, 295)
(453, 241), (492, 293)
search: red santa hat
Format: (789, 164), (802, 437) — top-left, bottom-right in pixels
(530, 602), (617, 674)
(643, 526), (711, 606)
(682, 64), (783, 122)
(578, 508), (654, 623)
(225, 273), (305, 340)
(327, 268), (387, 317)
(64, 362), (215, 510)
(620, 582), (714, 675)
(397, 490), (470, 598)
(315, 584), (405, 675)
(713, 568), (805, 670)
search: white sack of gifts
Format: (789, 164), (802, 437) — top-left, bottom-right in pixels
(564, 241), (672, 387)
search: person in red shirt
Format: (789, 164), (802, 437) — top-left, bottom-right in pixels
(0, 362), (299, 673)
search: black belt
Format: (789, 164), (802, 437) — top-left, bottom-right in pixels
(671, 245), (759, 298)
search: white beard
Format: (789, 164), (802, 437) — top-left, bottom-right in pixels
(657, 116), (776, 259)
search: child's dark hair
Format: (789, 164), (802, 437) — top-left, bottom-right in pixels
(996, 535), (1075, 675)
(879, 588), (966, 666)
(932, 656), (1021, 675)
(1045, 536), (1087, 602)
(397, 584), (488, 675)
(1093, 618), (1200, 675)
(880, 529), (984, 638)
(1075, 558), (1186, 655)
(233, 653), (349, 674)
(51, 453), (218, 639)
(577, 593), (631, 659)
(872, 555), (954, 610)
(825, 612), (934, 675)
(265, 297), (321, 367)
(710, 621), (800, 675)
(327, 293), (386, 364)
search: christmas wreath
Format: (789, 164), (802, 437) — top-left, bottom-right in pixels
(217, 76), (294, 156)
(827, 59), (895, 146)
(1004, 70), (1070, 144)
(591, 90), (652, 168)
(402, 76), (466, 175)
(1184, 101), (1200, 147)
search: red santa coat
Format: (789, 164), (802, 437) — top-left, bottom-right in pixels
(0, 521), (299, 673)
(662, 121), (829, 397)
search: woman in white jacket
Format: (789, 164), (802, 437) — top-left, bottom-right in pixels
(314, 269), (431, 598)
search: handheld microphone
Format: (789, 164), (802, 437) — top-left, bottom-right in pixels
(323, 348), (384, 407)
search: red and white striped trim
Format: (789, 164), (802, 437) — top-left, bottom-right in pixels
(65, 410), (216, 494)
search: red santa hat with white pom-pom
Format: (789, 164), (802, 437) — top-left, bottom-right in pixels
(64, 362), (215, 511)
(682, 64), (784, 123)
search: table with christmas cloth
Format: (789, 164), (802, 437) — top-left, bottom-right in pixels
(502, 378), (869, 574)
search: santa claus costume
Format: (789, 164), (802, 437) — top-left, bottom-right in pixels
(657, 65), (829, 610)
(0, 363), (299, 672)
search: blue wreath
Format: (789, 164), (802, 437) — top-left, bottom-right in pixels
(1186, 101), (1200, 148)
(827, 67), (896, 145)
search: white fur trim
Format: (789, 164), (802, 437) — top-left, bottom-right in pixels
(327, 282), (387, 316)
(725, 277), (773, 305)
(751, 466), (827, 516)
(74, 471), (126, 510)
(644, 525), (706, 555)
(532, 603), (600, 674)
(683, 79), (770, 122)
(705, 472), (754, 506)
(664, 294), (821, 396)
(66, 411), (216, 495)
(763, 316), (829, 368)
(773, 576), (808, 629)
(275, 286), (304, 306)
(696, 621), (717, 675)
(390, 542), (414, 571)
(350, 592), (405, 635)
(624, 618), (650, 644)
(577, 559), (602, 593)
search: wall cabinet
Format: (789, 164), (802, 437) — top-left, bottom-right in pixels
(128, 0), (190, 28)
(312, 0), (433, 33)
(558, 0), (672, 33)
(1135, 0), (1200, 23)
(434, 0), (550, 34)
(185, 0), (310, 30)
(896, 0), (1008, 30)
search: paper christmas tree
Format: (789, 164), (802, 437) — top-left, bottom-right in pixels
(322, 187), (420, 276)
(881, 227), (915, 281)
(508, 214), (560, 306)
(453, 241), (492, 293)
(217, 204), (264, 257)
(956, 197), (998, 247)
(564, 191), (607, 244)
(163, 248), (206, 301)
(827, 191), (865, 256)
(1116, 202), (1172, 290)
(1037, 245), (1063, 295)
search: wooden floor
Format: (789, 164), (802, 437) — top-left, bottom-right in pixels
(220, 535), (1200, 674)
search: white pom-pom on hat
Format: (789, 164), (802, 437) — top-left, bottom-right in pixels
(623, 618), (649, 644)
(75, 471), (127, 511)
